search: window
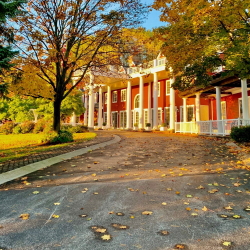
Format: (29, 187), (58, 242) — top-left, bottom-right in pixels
(144, 110), (148, 126)
(112, 91), (117, 103)
(120, 111), (127, 128)
(134, 95), (140, 108)
(103, 112), (107, 123)
(158, 82), (160, 97)
(104, 93), (107, 104)
(166, 80), (171, 95)
(221, 101), (226, 120)
(158, 108), (162, 124)
(121, 89), (126, 102)
(164, 107), (170, 125)
(180, 105), (194, 122)
(158, 58), (165, 66)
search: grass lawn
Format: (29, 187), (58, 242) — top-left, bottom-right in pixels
(0, 132), (96, 163)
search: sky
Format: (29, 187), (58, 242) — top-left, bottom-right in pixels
(141, 0), (166, 30)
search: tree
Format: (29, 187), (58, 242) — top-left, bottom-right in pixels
(12, 0), (147, 132)
(0, 0), (26, 98)
(152, 0), (250, 91)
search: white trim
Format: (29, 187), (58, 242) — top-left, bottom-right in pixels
(158, 82), (160, 97)
(134, 94), (140, 109)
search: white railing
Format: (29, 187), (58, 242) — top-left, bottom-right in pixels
(175, 119), (250, 136)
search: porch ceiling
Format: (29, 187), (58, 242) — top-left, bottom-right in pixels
(179, 75), (250, 98)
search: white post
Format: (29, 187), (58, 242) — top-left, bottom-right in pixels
(195, 93), (200, 122)
(241, 78), (249, 121)
(71, 112), (76, 126)
(139, 76), (144, 129)
(88, 80), (95, 128)
(169, 78), (175, 130)
(153, 72), (158, 129)
(148, 82), (152, 124)
(126, 80), (132, 129)
(83, 94), (88, 126)
(98, 87), (102, 128)
(183, 98), (187, 122)
(107, 85), (111, 128)
(215, 86), (222, 134)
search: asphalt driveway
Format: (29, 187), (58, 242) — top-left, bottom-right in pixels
(0, 131), (249, 250)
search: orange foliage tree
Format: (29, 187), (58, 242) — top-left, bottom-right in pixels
(12, 0), (147, 132)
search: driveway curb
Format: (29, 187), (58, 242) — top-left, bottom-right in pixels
(0, 135), (121, 186)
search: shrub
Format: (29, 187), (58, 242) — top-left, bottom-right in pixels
(13, 124), (22, 134)
(146, 123), (151, 127)
(134, 123), (138, 127)
(0, 121), (15, 134)
(61, 124), (88, 133)
(33, 119), (47, 133)
(43, 121), (53, 134)
(20, 121), (35, 133)
(102, 122), (106, 126)
(40, 130), (73, 144)
(230, 125), (250, 142)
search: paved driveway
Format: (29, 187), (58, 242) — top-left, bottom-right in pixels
(0, 131), (250, 250)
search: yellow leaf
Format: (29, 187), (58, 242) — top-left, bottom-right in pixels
(232, 215), (241, 219)
(92, 173), (97, 177)
(130, 215), (135, 219)
(191, 213), (198, 216)
(101, 234), (112, 241)
(222, 241), (232, 246)
(32, 191), (39, 194)
(186, 207), (192, 211)
(162, 202), (167, 206)
(95, 228), (107, 233)
(54, 203), (60, 205)
(142, 211), (153, 215)
(52, 214), (60, 218)
(19, 213), (29, 220)
(202, 206), (208, 211)
(224, 206), (233, 210)
(175, 191), (180, 195)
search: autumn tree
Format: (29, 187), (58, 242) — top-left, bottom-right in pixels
(0, 0), (26, 98)
(152, 0), (250, 91)
(11, 0), (147, 132)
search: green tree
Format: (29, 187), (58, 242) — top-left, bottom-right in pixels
(12, 0), (147, 132)
(153, 0), (250, 91)
(0, 0), (26, 98)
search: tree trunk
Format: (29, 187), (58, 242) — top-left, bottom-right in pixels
(53, 97), (62, 133)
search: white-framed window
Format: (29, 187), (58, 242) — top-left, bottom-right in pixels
(158, 58), (165, 66)
(103, 112), (107, 123)
(134, 94), (140, 108)
(180, 105), (194, 122)
(164, 107), (170, 126)
(158, 82), (160, 97)
(221, 101), (226, 120)
(238, 97), (250, 118)
(112, 91), (117, 103)
(120, 111), (127, 128)
(144, 110), (148, 126)
(166, 80), (171, 95)
(158, 108), (162, 124)
(104, 93), (107, 104)
(121, 89), (126, 102)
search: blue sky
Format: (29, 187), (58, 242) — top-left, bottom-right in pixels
(141, 0), (166, 30)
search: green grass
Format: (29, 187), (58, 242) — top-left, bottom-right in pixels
(0, 132), (96, 163)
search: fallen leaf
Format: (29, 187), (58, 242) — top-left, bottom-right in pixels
(186, 207), (192, 211)
(116, 212), (125, 216)
(196, 185), (205, 189)
(52, 214), (60, 218)
(202, 206), (208, 211)
(191, 213), (198, 216)
(224, 206), (233, 210)
(54, 203), (60, 205)
(92, 173), (97, 177)
(79, 214), (88, 218)
(162, 202), (167, 206)
(232, 214), (241, 219)
(95, 228), (107, 233)
(175, 191), (180, 195)
(101, 234), (112, 241)
(208, 189), (219, 194)
(186, 194), (193, 198)
(130, 215), (135, 219)
(32, 191), (39, 194)
(19, 214), (29, 220)
(142, 211), (153, 215)
(222, 241), (232, 246)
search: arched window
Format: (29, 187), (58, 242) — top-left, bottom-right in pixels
(134, 94), (140, 108)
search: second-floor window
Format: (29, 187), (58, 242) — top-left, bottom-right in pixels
(166, 80), (171, 95)
(112, 91), (117, 103)
(121, 89), (126, 102)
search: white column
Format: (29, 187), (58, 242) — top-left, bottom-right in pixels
(183, 98), (187, 122)
(88, 81), (95, 128)
(241, 78), (249, 120)
(139, 76), (144, 129)
(215, 86), (223, 134)
(126, 80), (132, 129)
(107, 85), (111, 128)
(169, 78), (175, 130)
(148, 82), (152, 124)
(83, 94), (88, 126)
(98, 87), (103, 127)
(153, 72), (158, 129)
(195, 93), (200, 122)
(215, 87), (222, 120)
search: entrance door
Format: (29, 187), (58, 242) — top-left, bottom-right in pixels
(111, 112), (118, 128)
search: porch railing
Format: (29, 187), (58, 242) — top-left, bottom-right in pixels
(175, 118), (250, 136)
